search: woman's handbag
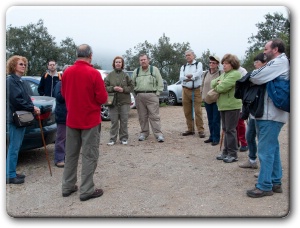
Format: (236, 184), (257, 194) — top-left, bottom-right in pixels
(13, 110), (34, 127)
(104, 93), (116, 106)
(205, 89), (219, 104)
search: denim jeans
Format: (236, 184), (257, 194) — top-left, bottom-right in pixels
(204, 102), (220, 142)
(256, 120), (284, 191)
(246, 118), (257, 160)
(6, 123), (26, 178)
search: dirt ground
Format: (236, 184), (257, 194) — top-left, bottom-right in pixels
(5, 105), (290, 218)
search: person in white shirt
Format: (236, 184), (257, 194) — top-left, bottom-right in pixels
(179, 49), (205, 138)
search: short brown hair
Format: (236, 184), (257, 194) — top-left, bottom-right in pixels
(6, 55), (28, 75)
(221, 54), (240, 70)
(112, 56), (125, 70)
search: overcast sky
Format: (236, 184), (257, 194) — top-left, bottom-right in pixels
(6, 5), (289, 70)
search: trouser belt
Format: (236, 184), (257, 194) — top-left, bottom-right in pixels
(135, 91), (156, 94)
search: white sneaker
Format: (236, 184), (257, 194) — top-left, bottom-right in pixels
(138, 135), (146, 141)
(107, 141), (115, 146)
(157, 135), (164, 142)
(121, 140), (128, 145)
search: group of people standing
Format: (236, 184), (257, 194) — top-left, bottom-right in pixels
(6, 38), (289, 201)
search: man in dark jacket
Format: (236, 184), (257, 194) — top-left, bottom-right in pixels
(38, 59), (61, 97)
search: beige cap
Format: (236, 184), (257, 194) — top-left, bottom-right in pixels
(209, 56), (220, 63)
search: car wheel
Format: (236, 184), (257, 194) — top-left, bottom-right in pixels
(101, 105), (111, 121)
(167, 91), (177, 106)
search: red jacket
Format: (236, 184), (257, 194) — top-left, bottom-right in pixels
(61, 60), (108, 129)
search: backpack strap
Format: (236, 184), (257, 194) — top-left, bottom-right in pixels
(183, 61), (198, 72)
(136, 65), (154, 77)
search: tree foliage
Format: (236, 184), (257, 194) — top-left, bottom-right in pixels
(6, 19), (77, 75)
(244, 12), (290, 70)
(123, 34), (190, 84)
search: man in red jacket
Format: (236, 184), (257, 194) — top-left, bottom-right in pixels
(61, 44), (108, 201)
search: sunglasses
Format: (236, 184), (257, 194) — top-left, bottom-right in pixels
(19, 63), (27, 67)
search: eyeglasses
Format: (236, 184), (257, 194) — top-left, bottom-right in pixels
(209, 62), (218, 64)
(48, 64), (56, 66)
(18, 63), (27, 67)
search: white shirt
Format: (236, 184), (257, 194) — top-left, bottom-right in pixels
(179, 60), (203, 89)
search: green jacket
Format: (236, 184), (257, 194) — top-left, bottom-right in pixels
(105, 70), (134, 105)
(132, 65), (163, 96)
(211, 69), (242, 111)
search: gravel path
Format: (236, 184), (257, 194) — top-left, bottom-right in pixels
(6, 106), (289, 218)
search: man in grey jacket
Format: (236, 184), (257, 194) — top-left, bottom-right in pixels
(247, 38), (289, 198)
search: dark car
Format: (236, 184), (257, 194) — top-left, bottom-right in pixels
(6, 76), (57, 152)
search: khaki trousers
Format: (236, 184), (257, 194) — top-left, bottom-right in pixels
(109, 104), (130, 142)
(135, 93), (163, 138)
(62, 124), (101, 197)
(182, 87), (204, 133)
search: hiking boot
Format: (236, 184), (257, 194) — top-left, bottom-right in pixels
(198, 132), (205, 138)
(80, 188), (104, 201)
(6, 177), (24, 184)
(107, 140), (115, 146)
(272, 185), (283, 193)
(62, 185), (78, 197)
(182, 131), (194, 136)
(211, 141), (219, 146)
(216, 154), (227, 160)
(239, 160), (258, 169)
(240, 146), (249, 152)
(223, 156), (238, 163)
(247, 187), (273, 198)
(204, 139), (212, 143)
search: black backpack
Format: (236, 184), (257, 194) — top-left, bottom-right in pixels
(235, 72), (266, 120)
(183, 62), (198, 72)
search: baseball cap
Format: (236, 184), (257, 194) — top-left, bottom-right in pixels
(209, 56), (220, 63)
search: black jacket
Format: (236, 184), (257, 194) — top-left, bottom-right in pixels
(53, 81), (67, 124)
(6, 74), (34, 124)
(38, 72), (61, 97)
(234, 72), (266, 119)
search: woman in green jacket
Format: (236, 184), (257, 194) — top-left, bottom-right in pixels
(105, 56), (134, 145)
(211, 54), (242, 163)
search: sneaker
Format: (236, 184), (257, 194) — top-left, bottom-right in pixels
(240, 146), (249, 152)
(107, 140), (115, 146)
(239, 160), (258, 169)
(223, 156), (238, 163)
(157, 135), (164, 142)
(216, 154), (227, 160)
(138, 135), (146, 141)
(272, 184), (283, 193)
(247, 187), (273, 198)
(121, 140), (128, 145)
(80, 188), (104, 201)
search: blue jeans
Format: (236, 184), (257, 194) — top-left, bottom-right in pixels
(204, 102), (220, 142)
(256, 120), (284, 191)
(246, 118), (257, 160)
(6, 123), (26, 178)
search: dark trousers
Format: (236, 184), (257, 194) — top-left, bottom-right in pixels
(220, 109), (240, 157)
(204, 102), (220, 143)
